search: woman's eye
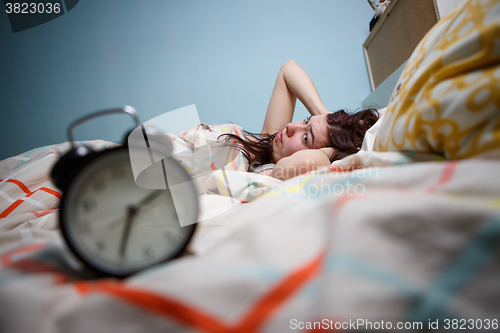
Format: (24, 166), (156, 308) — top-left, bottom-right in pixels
(303, 133), (308, 143)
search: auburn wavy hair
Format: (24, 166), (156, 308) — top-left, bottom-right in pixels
(220, 108), (379, 169)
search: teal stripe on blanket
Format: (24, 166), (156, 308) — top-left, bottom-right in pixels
(191, 153), (217, 170)
(13, 146), (54, 168)
(392, 151), (417, 166)
(325, 254), (419, 300)
(283, 175), (368, 201)
(284, 166), (411, 201)
(407, 215), (500, 322)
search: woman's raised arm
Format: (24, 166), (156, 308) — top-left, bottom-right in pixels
(261, 60), (330, 136)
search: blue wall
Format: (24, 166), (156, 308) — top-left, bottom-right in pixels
(0, 1), (375, 160)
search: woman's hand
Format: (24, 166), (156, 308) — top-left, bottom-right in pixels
(270, 147), (333, 181)
(261, 60), (330, 136)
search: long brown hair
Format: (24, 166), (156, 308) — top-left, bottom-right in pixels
(220, 108), (379, 169)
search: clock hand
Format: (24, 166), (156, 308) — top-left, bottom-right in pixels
(133, 189), (163, 208)
(119, 186), (182, 259)
(117, 190), (163, 258)
(119, 205), (138, 259)
(138, 189), (180, 227)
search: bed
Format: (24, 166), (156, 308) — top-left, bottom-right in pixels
(1, 1), (500, 332)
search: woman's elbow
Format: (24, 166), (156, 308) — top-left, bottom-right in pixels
(281, 59), (298, 71)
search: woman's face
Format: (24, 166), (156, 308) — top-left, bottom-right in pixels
(272, 114), (330, 162)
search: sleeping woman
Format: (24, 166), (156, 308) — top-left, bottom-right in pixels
(221, 60), (379, 181)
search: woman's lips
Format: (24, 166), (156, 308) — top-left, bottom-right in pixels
(277, 131), (283, 144)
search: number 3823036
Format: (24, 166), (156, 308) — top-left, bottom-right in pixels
(5, 3), (61, 14)
(444, 319), (498, 330)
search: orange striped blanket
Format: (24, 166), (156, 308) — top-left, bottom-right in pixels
(1, 133), (499, 332)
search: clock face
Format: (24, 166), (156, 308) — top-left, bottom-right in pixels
(59, 148), (197, 277)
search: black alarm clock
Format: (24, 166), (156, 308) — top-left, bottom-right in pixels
(51, 106), (198, 278)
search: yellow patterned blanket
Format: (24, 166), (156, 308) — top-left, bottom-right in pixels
(375, 0), (500, 159)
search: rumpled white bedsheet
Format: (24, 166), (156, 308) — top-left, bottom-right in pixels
(1, 132), (499, 332)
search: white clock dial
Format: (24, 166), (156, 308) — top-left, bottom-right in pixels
(60, 148), (197, 277)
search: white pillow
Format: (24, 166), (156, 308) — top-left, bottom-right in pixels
(361, 107), (387, 152)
